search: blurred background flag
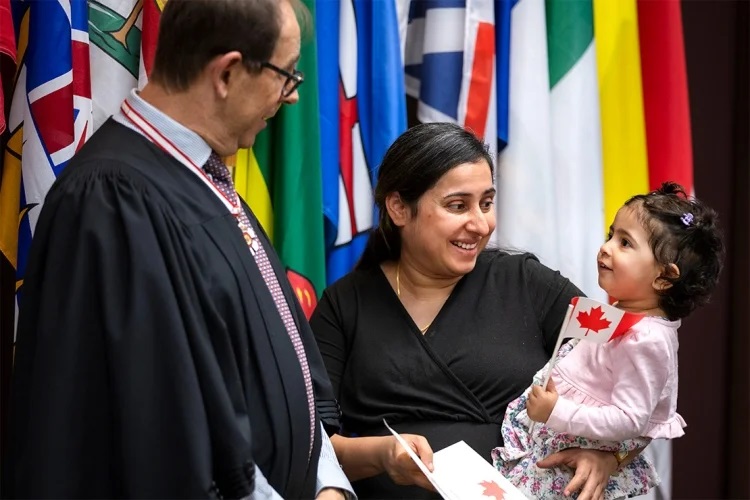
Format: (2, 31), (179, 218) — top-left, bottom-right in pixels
(546, 0), (605, 300)
(637, 0), (693, 194)
(0, 0), (92, 328)
(88, 0), (145, 128)
(405, 0), (497, 158)
(404, 0), (466, 123)
(318, 0), (407, 286)
(594, 0), (649, 231)
(233, 0), (326, 319)
(0, 0), (15, 137)
(495, 0), (558, 274)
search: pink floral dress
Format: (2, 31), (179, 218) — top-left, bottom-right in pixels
(492, 338), (667, 499)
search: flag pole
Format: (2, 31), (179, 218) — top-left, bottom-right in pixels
(540, 304), (574, 389)
(529, 304), (574, 436)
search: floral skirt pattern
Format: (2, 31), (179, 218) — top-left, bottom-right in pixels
(492, 339), (659, 499)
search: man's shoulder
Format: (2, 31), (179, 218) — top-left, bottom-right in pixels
(59, 120), (184, 192)
(69, 120), (150, 166)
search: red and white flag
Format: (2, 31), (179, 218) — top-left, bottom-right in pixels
(563, 297), (644, 344)
(538, 296), (646, 394)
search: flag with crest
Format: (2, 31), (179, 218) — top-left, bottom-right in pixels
(233, 0), (326, 318)
(0, 0), (92, 326)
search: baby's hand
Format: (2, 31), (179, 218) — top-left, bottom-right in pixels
(527, 378), (559, 423)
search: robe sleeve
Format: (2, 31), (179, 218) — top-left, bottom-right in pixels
(9, 162), (251, 498)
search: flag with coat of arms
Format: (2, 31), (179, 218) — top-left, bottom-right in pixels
(0, 0), (92, 327)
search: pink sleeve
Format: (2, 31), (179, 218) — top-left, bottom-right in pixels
(545, 329), (671, 441)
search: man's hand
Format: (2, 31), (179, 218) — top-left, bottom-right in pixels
(381, 434), (436, 491)
(537, 448), (618, 500)
(526, 378), (558, 423)
(316, 487), (347, 500)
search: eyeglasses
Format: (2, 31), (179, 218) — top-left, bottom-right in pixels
(261, 61), (304, 98)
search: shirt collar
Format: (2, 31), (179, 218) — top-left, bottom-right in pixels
(113, 88), (212, 167)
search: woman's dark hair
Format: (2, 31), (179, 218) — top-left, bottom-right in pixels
(356, 122), (494, 269)
(624, 181), (724, 320)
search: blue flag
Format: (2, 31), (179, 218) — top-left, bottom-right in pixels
(318, 0), (407, 285)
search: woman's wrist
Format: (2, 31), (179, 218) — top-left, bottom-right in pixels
(378, 435), (397, 474)
(333, 434), (395, 481)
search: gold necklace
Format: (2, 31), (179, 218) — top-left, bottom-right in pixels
(396, 262), (431, 333)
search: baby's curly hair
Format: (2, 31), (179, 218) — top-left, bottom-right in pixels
(624, 182), (724, 320)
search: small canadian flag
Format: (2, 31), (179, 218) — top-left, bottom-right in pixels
(562, 297), (645, 344)
(536, 297), (647, 400)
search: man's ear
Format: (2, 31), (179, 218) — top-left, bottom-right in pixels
(208, 51), (244, 99)
(384, 192), (410, 228)
(654, 263), (680, 291)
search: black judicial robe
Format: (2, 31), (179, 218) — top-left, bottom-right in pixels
(7, 120), (338, 499)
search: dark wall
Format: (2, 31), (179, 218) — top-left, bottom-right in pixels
(676, 0), (749, 498)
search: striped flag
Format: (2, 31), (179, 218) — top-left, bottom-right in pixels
(637, 0), (693, 194)
(318, 0), (407, 285)
(546, 0), (605, 300)
(639, 4), (694, 498)
(0, 0), (15, 136)
(495, 0), (558, 270)
(404, 0), (497, 155)
(139, 0), (162, 86)
(495, 0), (511, 149)
(234, 0), (326, 318)
(594, 0), (649, 231)
(0, 0), (18, 451)
(404, 0), (466, 124)
(493, 0), (607, 306)
(460, 0), (496, 152)
(0, 0), (92, 320)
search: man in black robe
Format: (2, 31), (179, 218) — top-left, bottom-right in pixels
(6, 1), (352, 498)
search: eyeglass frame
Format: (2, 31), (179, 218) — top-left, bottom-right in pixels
(261, 61), (304, 98)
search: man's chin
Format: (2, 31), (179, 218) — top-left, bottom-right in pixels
(238, 123), (267, 149)
(238, 135), (257, 150)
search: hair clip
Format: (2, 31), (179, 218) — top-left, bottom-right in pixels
(680, 212), (694, 226)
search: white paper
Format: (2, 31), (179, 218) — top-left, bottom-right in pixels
(383, 419), (457, 499)
(384, 419), (529, 500)
(432, 441), (528, 500)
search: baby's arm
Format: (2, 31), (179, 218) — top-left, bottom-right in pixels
(543, 331), (672, 441)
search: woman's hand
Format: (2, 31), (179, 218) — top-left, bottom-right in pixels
(536, 448), (618, 500)
(380, 434), (436, 491)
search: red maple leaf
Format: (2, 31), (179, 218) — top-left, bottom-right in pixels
(480, 480), (505, 500)
(576, 306), (611, 336)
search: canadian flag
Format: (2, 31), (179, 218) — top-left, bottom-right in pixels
(562, 297), (645, 344)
